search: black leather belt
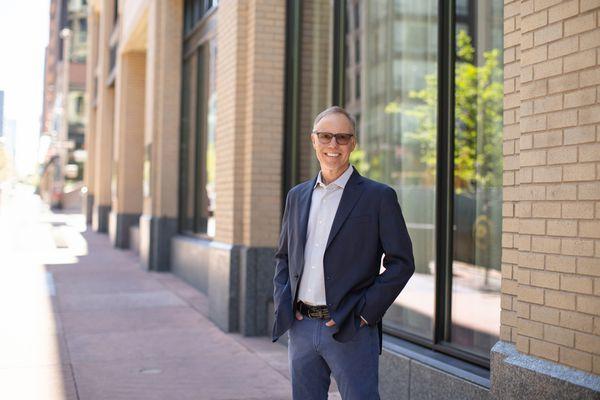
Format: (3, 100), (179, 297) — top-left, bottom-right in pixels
(298, 302), (330, 319)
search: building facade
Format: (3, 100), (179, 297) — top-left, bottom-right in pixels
(84, 0), (599, 398)
(40, 0), (89, 207)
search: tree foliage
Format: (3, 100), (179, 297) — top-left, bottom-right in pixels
(392, 30), (503, 193)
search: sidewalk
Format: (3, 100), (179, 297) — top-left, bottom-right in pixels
(0, 187), (341, 400)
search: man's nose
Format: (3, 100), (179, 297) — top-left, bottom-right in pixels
(328, 137), (340, 147)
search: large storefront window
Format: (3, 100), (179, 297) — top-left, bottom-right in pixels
(287, 0), (502, 367)
(180, 7), (217, 237)
(450, 0), (503, 359)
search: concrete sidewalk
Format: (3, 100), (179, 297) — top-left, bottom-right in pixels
(0, 188), (341, 399)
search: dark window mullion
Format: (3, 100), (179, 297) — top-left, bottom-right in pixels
(283, 0), (301, 199)
(434, 0), (456, 345)
(194, 47), (206, 233)
(332, 0), (346, 105)
(178, 60), (189, 232)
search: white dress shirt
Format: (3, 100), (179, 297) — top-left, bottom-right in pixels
(297, 165), (354, 306)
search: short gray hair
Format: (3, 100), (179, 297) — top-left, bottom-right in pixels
(312, 106), (356, 134)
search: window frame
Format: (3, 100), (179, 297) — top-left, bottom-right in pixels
(178, 3), (218, 239)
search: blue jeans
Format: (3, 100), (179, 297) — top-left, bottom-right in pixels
(288, 316), (380, 400)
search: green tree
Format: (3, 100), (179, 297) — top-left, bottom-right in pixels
(387, 30), (503, 193)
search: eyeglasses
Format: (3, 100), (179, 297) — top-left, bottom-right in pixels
(312, 131), (355, 145)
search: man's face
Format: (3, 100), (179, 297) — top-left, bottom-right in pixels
(311, 113), (356, 173)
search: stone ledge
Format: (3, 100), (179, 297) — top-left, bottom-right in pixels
(491, 341), (600, 399)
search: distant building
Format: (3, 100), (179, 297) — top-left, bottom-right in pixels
(2, 119), (17, 161)
(40, 0), (88, 207)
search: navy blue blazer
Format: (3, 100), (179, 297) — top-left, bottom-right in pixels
(272, 167), (415, 348)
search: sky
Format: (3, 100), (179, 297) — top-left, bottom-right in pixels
(0, 0), (50, 177)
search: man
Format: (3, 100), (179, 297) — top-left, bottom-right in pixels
(272, 106), (415, 399)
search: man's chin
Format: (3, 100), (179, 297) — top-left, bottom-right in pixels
(320, 160), (347, 170)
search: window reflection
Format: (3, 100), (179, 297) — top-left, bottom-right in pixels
(296, 1), (332, 182)
(180, 42), (216, 237)
(450, 0), (503, 358)
(346, 0), (438, 340)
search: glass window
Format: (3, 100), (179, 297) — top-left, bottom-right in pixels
(80, 18), (87, 42)
(180, 56), (196, 232)
(449, 0), (503, 359)
(295, 0), (333, 182)
(193, 0), (203, 23)
(179, 42), (217, 237)
(353, 0), (438, 341)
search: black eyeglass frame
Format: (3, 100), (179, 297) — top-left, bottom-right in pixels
(311, 131), (355, 145)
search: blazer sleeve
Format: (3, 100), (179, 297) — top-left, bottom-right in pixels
(360, 186), (415, 325)
(272, 191), (292, 313)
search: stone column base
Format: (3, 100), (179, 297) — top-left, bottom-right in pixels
(92, 204), (111, 233)
(239, 246), (276, 336)
(108, 212), (141, 249)
(83, 193), (94, 225)
(170, 236), (276, 336)
(139, 214), (178, 271)
(491, 341), (600, 399)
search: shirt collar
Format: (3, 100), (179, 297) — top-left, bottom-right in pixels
(314, 165), (354, 189)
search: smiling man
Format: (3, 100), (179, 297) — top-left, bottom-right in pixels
(272, 106), (415, 399)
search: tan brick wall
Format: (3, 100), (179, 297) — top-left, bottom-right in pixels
(215, 0), (285, 247)
(143, 0), (183, 217)
(502, 0), (600, 374)
(242, 0), (286, 247)
(93, 0), (116, 207)
(113, 51), (146, 214)
(214, 0), (248, 244)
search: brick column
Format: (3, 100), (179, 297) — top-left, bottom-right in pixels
(139, 0), (183, 270)
(108, 51), (146, 248)
(92, 0), (116, 233)
(241, 0), (285, 248)
(493, 1), (600, 397)
(214, 0), (248, 246)
(171, 0), (285, 335)
(239, 0), (285, 335)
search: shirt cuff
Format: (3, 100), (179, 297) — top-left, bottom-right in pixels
(360, 315), (369, 325)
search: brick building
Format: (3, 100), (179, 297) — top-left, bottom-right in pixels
(84, 0), (599, 398)
(40, 0), (88, 207)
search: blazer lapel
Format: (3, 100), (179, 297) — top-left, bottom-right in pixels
(297, 177), (316, 268)
(325, 169), (365, 250)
